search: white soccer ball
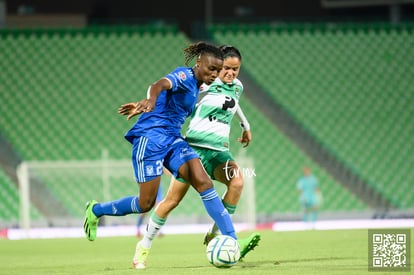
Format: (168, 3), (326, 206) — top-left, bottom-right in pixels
(206, 235), (240, 268)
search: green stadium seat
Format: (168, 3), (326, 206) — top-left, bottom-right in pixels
(210, 22), (413, 211)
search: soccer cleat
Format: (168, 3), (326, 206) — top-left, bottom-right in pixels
(238, 232), (261, 260)
(83, 200), (99, 241)
(203, 231), (217, 245)
(132, 241), (150, 269)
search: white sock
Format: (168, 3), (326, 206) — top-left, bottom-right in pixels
(209, 223), (220, 235)
(141, 217), (162, 249)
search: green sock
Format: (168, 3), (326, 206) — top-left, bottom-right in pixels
(223, 201), (236, 215)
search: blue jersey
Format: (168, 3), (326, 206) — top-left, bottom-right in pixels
(125, 67), (199, 143)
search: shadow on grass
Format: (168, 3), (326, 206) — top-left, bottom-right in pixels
(275, 256), (356, 264)
(236, 256), (363, 268)
(164, 256), (365, 271)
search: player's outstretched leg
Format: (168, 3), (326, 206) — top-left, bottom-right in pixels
(238, 232), (261, 260)
(203, 223), (219, 245)
(83, 200), (99, 241)
(203, 231), (218, 245)
(132, 241), (150, 269)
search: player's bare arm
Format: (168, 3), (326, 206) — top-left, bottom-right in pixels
(238, 130), (252, 148)
(235, 105), (251, 147)
(118, 78), (172, 120)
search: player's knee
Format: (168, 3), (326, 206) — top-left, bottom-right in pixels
(139, 200), (156, 212)
(192, 177), (213, 193)
(229, 178), (243, 192)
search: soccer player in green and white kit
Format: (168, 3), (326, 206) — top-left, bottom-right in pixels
(132, 45), (260, 269)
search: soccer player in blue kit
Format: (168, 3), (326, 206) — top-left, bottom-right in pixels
(132, 45), (260, 269)
(83, 42), (238, 256)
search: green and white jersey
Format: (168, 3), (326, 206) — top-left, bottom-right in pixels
(185, 77), (243, 151)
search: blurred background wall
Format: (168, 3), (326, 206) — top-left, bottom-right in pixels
(3, 0), (414, 36)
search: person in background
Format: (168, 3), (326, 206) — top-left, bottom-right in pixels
(297, 166), (322, 228)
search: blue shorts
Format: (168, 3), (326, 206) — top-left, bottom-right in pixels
(131, 135), (199, 183)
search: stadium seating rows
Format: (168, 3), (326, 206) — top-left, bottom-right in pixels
(211, 23), (414, 209)
(0, 169), (20, 223)
(1, 23), (411, 226)
(0, 26), (191, 225)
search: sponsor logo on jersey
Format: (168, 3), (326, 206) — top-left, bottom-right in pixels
(235, 87), (240, 98)
(178, 71), (186, 80)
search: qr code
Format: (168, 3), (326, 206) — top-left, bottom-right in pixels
(369, 229), (411, 272)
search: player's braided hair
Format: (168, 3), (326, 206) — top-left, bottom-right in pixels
(183, 41), (223, 66)
(219, 45), (242, 61)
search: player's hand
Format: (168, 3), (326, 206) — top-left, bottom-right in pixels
(118, 99), (154, 120)
(237, 130), (252, 147)
(118, 102), (136, 117)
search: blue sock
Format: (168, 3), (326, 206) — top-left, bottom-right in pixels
(92, 196), (142, 217)
(200, 188), (236, 239)
(137, 215), (145, 227)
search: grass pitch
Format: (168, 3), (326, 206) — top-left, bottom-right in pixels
(0, 229), (411, 274)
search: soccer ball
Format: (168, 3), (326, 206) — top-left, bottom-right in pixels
(206, 235), (240, 268)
